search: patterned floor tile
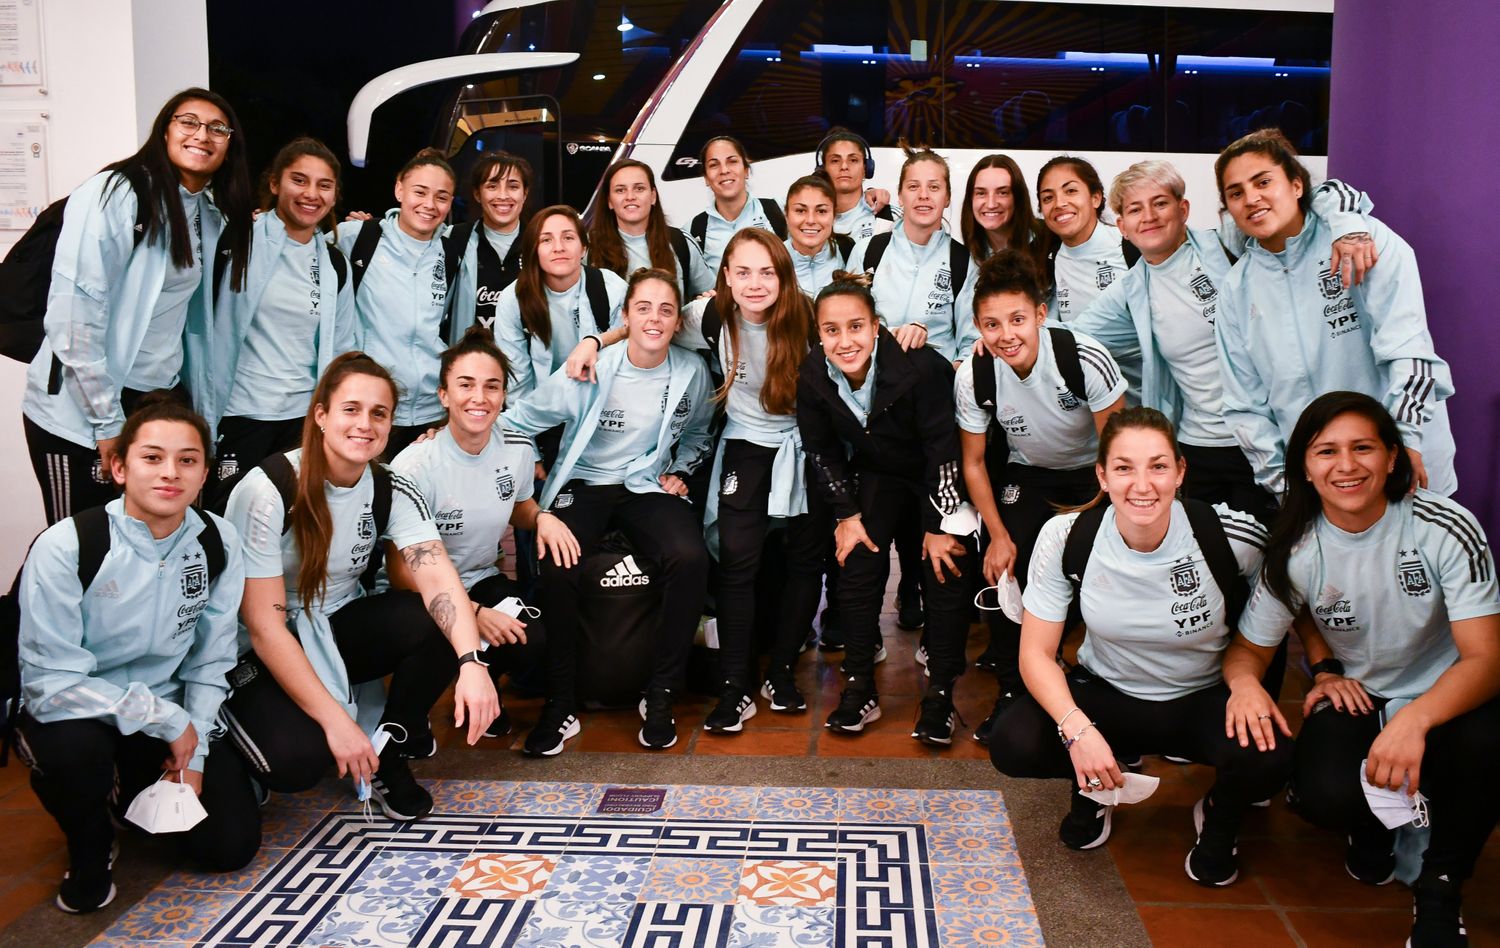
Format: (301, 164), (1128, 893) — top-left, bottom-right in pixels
(346, 849), (468, 899)
(935, 908), (1046, 946)
(929, 863), (1034, 911)
(266, 779), (352, 811)
(306, 892), (438, 946)
(922, 788), (1008, 824)
(926, 823), (1021, 865)
(98, 890), (240, 943)
(410, 897), (534, 947)
(840, 787), (924, 822)
(158, 847), (289, 893)
(640, 856), (741, 904)
(259, 806), (332, 848)
(728, 904), (835, 947)
(447, 853), (557, 899)
(431, 778), (517, 815)
(508, 780), (601, 817)
(512, 898), (635, 947)
(667, 784), (759, 821)
(738, 859), (838, 906)
(541, 853), (651, 902)
(755, 786), (840, 822)
(624, 902), (733, 946)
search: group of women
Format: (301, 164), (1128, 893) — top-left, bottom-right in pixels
(8, 87), (1494, 948)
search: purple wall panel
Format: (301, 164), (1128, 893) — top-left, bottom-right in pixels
(1329, 0), (1500, 538)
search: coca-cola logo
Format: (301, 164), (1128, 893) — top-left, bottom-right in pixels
(476, 286), (504, 306)
(1313, 599), (1351, 617)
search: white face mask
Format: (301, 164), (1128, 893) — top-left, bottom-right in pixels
(1359, 759), (1430, 830)
(125, 772), (208, 834)
(1081, 771), (1160, 807)
(974, 570), (1023, 623)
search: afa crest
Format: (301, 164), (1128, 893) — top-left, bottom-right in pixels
(181, 563), (207, 599)
(496, 472), (515, 502)
(357, 512), (375, 540)
(1169, 559), (1201, 596)
(933, 268), (952, 293)
(1095, 264), (1117, 291)
(1189, 272), (1218, 304)
(1318, 269), (1343, 299)
(1398, 553), (1432, 597)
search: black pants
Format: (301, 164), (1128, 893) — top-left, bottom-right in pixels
(17, 712), (261, 872)
(715, 440), (828, 686)
(468, 572), (547, 691)
(24, 386), (192, 525)
(984, 464), (1097, 695)
(210, 415), (305, 509)
(990, 670), (1294, 810)
(1294, 695), (1500, 883)
(1180, 443), (1276, 527)
(839, 476), (973, 686)
(894, 504), (924, 602)
(221, 591), (458, 792)
(538, 482), (709, 702)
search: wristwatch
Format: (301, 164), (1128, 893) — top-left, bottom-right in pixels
(457, 649), (490, 669)
(1309, 658), (1345, 677)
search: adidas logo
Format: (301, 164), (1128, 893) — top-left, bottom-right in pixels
(600, 555), (650, 588)
(92, 579), (121, 599)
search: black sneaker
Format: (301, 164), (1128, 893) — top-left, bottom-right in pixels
(398, 730), (440, 760)
(56, 844), (116, 915)
(972, 692), (1016, 746)
(912, 687), (957, 746)
(761, 667), (806, 712)
(839, 642), (887, 675)
(483, 702), (513, 740)
(370, 751), (433, 822)
(638, 687), (678, 749)
(825, 679), (880, 734)
(973, 647), (1001, 673)
(704, 682), (757, 734)
(1059, 787), (1113, 850)
(895, 586), (925, 631)
(1346, 825), (1397, 886)
(1408, 873), (1467, 948)
(522, 701), (580, 757)
(1185, 792), (1240, 887)
(818, 606), (844, 651)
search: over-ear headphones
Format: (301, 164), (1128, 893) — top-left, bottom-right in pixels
(814, 130), (874, 181)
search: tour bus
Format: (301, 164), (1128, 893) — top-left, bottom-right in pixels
(348, 0), (1334, 231)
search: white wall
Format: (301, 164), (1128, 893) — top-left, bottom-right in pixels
(0, 0), (208, 585)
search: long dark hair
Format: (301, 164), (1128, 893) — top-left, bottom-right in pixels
(292, 352), (398, 608)
(961, 154), (1043, 267)
(106, 88), (253, 292)
(514, 205), (587, 348)
(714, 229), (810, 416)
(588, 159), (677, 281)
(1261, 392), (1413, 609)
(1035, 155), (1107, 264)
(259, 136), (341, 236)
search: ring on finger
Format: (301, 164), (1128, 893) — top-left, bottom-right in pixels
(1086, 777), (1103, 789)
(1257, 714), (1271, 720)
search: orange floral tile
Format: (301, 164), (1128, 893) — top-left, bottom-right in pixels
(447, 852), (556, 899)
(737, 859), (837, 907)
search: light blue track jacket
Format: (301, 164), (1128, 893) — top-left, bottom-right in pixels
(447, 222), (518, 342)
(501, 342), (714, 509)
(18, 501), (244, 771)
(489, 268), (628, 405)
(335, 211), (451, 427)
(1215, 209), (1456, 497)
(1069, 181), (1370, 431)
(846, 226), (978, 360)
(24, 170), (224, 447)
(199, 211), (355, 438)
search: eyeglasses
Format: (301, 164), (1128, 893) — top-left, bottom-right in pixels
(171, 113), (233, 141)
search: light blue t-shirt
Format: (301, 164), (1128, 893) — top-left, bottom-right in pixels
(127, 186), (203, 390)
(1025, 501), (1265, 700)
(787, 239), (845, 298)
(619, 228), (715, 301)
(224, 236), (321, 419)
(483, 223), (519, 260)
(569, 354), (672, 485)
(954, 328), (1124, 470)
(1239, 491), (1498, 701)
(389, 427), (535, 589)
(1146, 241), (1234, 447)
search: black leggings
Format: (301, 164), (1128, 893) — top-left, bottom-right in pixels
(221, 590), (458, 792)
(838, 476), (973, 686)
(983, 464), (1096, 694)
(538, 482), (709, 703)
(715, 440), (829, 686)
(468, 572), (547, 690)
(1179, 443), (1276, 527)
(1293, 695), (1500, 883)
(209, 415), (305, 509)
(17, 713), (261, 872)
(990, 670), (1294, 810)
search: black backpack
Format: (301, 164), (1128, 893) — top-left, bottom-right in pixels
(971, 326), (1087, 477)
(517, 266), (612, 349)
(255, 452), (393, 592)
(212, 233), (348, 302)
(689, 198), (789, 248)
(0, 165), (150, 363)
(1, 505), (226, 765)
(1060, 497), (1249, 629)
(446, 220), (523, 333)
(347, 219), (467, 342)
(860, 230), (971, 299)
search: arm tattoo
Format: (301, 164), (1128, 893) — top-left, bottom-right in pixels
(273, 603), (286, 612)
(402, 541), (443, 572)
(428, 592), (456, 635)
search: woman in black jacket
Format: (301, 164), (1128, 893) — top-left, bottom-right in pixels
(796, 271), (974, 745)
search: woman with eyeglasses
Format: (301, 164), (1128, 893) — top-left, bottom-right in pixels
(23, 88), (253, 525)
